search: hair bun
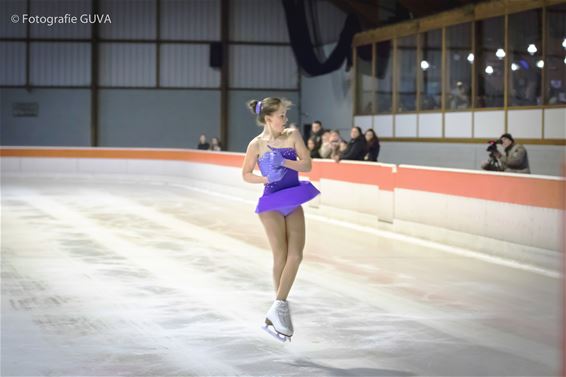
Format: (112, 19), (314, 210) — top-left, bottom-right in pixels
(247, 99), (260, 115)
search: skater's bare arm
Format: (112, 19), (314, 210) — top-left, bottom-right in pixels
(282, 129), (312, 173)
(242, 139), (268, 184)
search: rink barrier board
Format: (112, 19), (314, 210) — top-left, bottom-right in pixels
(1, 147), (562, 210)
(1, 147), (564, 252)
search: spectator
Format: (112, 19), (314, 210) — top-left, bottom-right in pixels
(318, 130), (332, 159)
(310, 120), (324, 148)
(481, 133), (530, 174)
(197, 133), (210, 150)
(548, 80), (566, 104)
(450, 81), (469, 109)
(335, 127), (366, 162)
(339, 140), (348, 154)
(329, 130), (343, 161)
(307, 137), (321, 159)
(498, 133), (530, 174)
(210, 137), (222, 151)
(364, 129), (380, 162)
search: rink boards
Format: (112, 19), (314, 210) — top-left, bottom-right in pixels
(1, 147), (564, 259)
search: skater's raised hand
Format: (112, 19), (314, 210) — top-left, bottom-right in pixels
(266, 166), (286, 183)
(266, 146), (285, 168)
(258, 149), (286, 184)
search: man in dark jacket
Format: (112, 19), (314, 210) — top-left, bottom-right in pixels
(335, 127), (367, 161)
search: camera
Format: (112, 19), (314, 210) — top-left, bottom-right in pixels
(486, 139), (501, 153)
(483, 139), (503, 171)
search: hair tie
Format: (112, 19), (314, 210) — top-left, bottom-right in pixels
(255, 101), (262, 114)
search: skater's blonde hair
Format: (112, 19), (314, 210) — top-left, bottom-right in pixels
(247, 97), (292, 126)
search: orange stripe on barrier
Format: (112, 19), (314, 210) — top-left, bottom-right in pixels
(2, 148), (564, 210)
(0, 148), (244, 167)
(396, 166), (565, 210)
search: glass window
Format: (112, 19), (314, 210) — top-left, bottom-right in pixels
(545, 4), (566, 105)
(419, 29), (442, 110)
(396, 35), (417, 112)
(355, 45), (375, 114)
(446, 23), (472, 110)
(508, 10), (542, 106)
(476, 16), (505, 108)
(375, 40), (393, 113)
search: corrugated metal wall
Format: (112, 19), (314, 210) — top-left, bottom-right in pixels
(1, 0), (306, 89)
(30, 42), (91, 86)
(1, 0), (310, 150)
(161, 0), (220, 41)
(230, 0), (289, 42)
(99, 43), (156, 87)
(160, 44), (220, 87)
(0, 0), (27, 38)
(0, 42), (26, 85)
(30, 0), (92, 39)
(99, 0), (156, 40)
(229, 45), (297, 89)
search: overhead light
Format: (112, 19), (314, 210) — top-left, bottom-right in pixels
(496, 48), (505, 59)
(536, 59), (544, 68)
(564, 56), (566, 64)
(420, 60), (430, 70)
(563, 38), (566, 48)
(527, 44), (537, 55)
(485, 65), (494, 75)
(511, 63), (519, 71)
(467, 53), (474, 63)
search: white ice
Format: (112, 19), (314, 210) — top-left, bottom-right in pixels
(1, 175), (562, 376)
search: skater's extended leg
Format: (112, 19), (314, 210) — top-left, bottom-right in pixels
(276, 206), (305, 301)
(259, 211), (288, 293)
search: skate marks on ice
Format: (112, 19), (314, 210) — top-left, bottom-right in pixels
(2, 182), (410, 377)
(2, 177), (560, 376)
(2, 200), (243, 376)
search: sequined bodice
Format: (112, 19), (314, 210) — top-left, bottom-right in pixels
(258, 147), (299, 194)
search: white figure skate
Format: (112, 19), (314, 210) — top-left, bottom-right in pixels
(262, 300), (293, 342)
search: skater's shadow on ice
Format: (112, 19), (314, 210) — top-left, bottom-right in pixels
(286, 359), (415, 377)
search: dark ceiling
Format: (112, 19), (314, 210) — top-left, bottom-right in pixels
(328, 0), (484, 29)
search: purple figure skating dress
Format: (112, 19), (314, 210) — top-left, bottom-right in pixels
(256, 147), (320, 216)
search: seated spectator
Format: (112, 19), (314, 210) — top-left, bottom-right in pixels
(307, 137), (321, 159)
(364, 129), (380, 162)
(310, 120), (324, 148)
(449, 81), (470, 109)
(210, 137), (222, 151)
(335, 127), (367, 162)
(548, 81), (566, 104)
(329, 130), (343, 161)
(318, 130), (332, 159)
(481, 133), (530, 174)
(197, 133), (210, 150)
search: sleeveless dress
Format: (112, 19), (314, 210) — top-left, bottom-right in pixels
(256, 147), (320, 216)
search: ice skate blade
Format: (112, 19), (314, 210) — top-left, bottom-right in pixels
(262, 324), (292, 342)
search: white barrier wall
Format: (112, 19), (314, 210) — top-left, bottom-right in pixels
(1, 147), (564, 270)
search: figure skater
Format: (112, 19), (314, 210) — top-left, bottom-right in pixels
(241, 97), (320, 341)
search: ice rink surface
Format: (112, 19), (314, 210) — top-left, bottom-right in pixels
(1, 175), (562, 377)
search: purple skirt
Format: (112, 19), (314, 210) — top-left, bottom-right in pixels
(255, 181), (320, 216)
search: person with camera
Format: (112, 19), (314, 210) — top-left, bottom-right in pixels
(481, 133), (530, 174)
